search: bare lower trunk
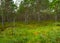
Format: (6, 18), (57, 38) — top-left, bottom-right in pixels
(1, 15), (4, 30)
(6, 15), (10, 22)
(55, 14), (57, 25)
(38, 14), (40, 22)
(55, 15), (57, 22)
(25, 14), (29, 24)
(13, 18), (15, 27)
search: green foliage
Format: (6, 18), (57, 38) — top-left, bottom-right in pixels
(49, 0), (60, 10)
(0, 22), (60, 43)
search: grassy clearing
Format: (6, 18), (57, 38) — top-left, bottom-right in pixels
(0, 22), (60, 43)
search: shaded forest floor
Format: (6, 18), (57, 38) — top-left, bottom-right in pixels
(0, 21), (60, 43)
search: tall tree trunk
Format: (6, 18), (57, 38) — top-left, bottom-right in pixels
(13, 14), (16, 28)
(37, 12), (40, 22)
(25, 14), (29, 24)
(54, 14), (57, 26)
(1, 0), (5, 30)
(1, 15), (4, 29)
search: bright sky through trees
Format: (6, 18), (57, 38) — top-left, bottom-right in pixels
(49, 0), (53, 2)
(13, 0), (23, 7)
(13, 0), (53, 7)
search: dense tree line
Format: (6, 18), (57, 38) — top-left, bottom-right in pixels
(0, 0), (60, 30)
(0, 0), (17, 30)
(0, 0), (60, 22)
(17, 0), (60, 22)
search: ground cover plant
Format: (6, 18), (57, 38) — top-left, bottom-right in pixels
(0, 22), (60, 43)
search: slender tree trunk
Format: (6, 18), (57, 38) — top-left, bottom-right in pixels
(38, 14), (40, 22)
(13, 16), (16, 27)
(55, 14), (57, 22)
(6, 15), (9, 22)
(54, 14), (57, 26)
(1, 15), (4, 29)
(37, 12), (40, 22)
(25, 14), (29, 24)
(1, 0), (5, 30)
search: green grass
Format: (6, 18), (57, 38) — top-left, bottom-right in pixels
(0, 22), (60, 43)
